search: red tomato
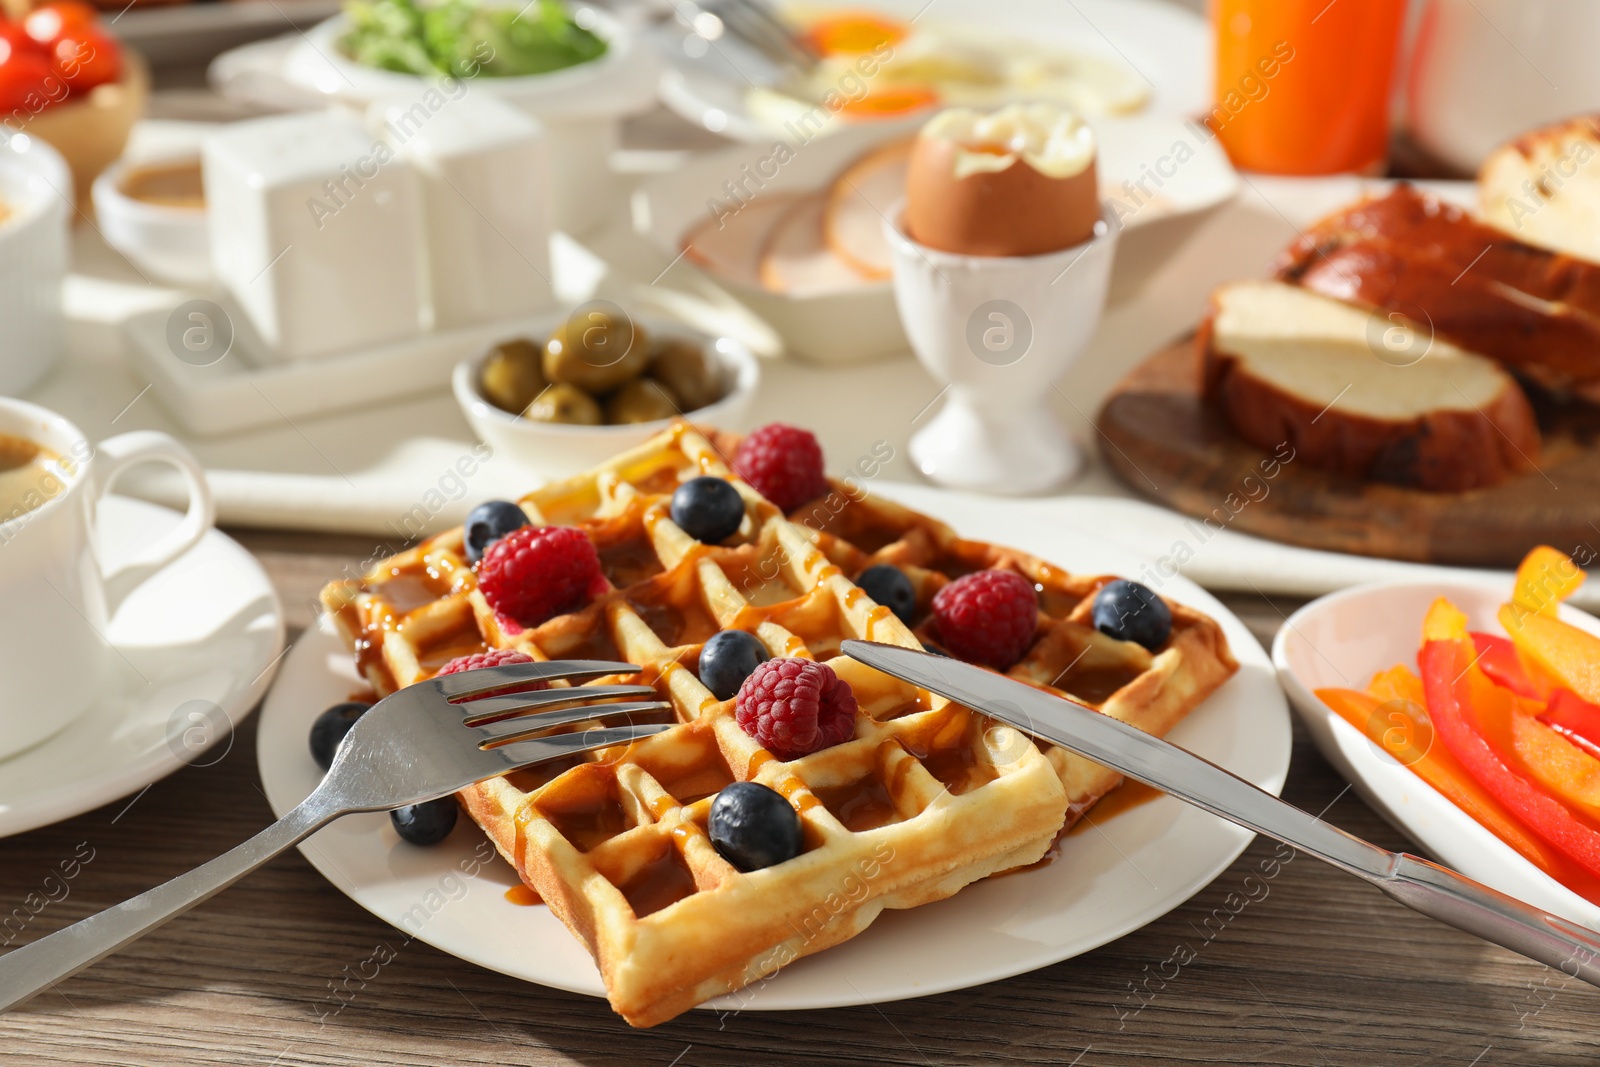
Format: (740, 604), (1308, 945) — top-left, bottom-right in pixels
(0, 47), (58, 115)
(52, 26), (119, 92)
(23, 2), (97, 48)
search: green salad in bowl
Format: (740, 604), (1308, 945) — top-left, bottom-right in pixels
(341, 0), (608, 79)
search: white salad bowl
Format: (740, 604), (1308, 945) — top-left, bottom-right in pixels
(282, 4), (659, 234)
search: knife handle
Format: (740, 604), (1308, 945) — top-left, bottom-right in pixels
(1374, 853), (1600, 986)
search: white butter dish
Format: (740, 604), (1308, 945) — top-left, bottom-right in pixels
(202, 110), (429, 361)
(369, 91), (553, 329)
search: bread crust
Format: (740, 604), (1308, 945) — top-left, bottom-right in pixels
(1277, 185), (1600, 398)
(1198, 305), (1542, 492)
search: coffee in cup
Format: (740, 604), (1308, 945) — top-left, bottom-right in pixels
(0, 433), (71, 521)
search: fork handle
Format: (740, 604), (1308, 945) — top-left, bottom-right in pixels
(0, 797), (333, 1012)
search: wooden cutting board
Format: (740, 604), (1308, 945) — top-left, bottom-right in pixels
(1095, 336), (1600, 568)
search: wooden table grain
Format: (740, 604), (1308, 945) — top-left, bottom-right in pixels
(2, 529), (1594, 1067)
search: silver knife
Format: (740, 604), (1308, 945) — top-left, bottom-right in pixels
(841, 638), (1600, 987)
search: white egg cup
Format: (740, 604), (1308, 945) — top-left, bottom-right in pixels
(885, 203), (1118, 495)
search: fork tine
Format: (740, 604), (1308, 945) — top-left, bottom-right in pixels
(493, 723), (674, 769)
(472, 701), (675, 746)
(460, 685), (659, 723)
(431, 660), (640, 701)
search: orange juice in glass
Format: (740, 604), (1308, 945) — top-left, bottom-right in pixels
(1210, 0), (1407, 175)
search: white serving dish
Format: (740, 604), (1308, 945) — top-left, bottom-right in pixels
(453, 310), (760, 479)
(1406, 0), (1600, 174)
(656, 0), (1208, 143)
(634, 114), (1239, 363)
(0, 133), (70, 394)
(91, 153), (211, 286)
(1274, 579), (1600, 929)
(123, 300), (575, 437)
(281, 5), (658, 234)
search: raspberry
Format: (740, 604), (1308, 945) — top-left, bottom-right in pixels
(931, 569), (1039, 670)
(434, 648), (545, 697)
(436, 648), (533, 676)
(735, 658), (857, 760)
(477, 525), (609, 628)
(734, 423), (827, 512)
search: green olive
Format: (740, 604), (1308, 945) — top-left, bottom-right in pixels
(543, 311), (650, 393)
(479, 338), (546, 414)
(525, 383), (602, 425)
(650, 338), (723, 412)
(606, 378), (680, 425)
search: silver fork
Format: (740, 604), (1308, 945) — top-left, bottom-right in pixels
(0, 660), (673, 1013)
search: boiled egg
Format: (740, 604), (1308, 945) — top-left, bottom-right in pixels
(903, 103), (1099, 257)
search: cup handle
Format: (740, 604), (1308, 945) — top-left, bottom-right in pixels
(94, 431), (216, 613)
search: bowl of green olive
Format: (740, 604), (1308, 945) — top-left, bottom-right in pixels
(453, 304), (760, 476)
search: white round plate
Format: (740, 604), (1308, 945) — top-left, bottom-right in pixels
(0, 496), (285, 837)
(1275, 580), (1600, 930)
(656, 0), (1209, 142)
(257, 482), (1291, 1013)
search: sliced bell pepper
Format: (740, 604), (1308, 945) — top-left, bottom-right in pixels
(1316, 683), (1562, 873)
(1512, 545), (1586, 618)
(1471, 631), (1543, 700)
(1540, 689), (1600, 761)
(1510, 711), (1600, 823)
(1499, 604), (1600, 707)
(1367, 663), (1425, 706)
(1421, 600), (1600, 880)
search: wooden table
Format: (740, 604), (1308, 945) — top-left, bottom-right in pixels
(1, 530), (1592, 1067)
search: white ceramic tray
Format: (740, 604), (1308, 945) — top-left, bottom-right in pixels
(123, 300), (566, 437)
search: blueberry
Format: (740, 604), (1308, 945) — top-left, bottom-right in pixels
(670, 476), (744, 544)
(1091, 579), (1172, 652)
(857, 564), (915, 624)
(391, 797), (459, 845)
(464, 500), (530, 565)
(309, 701), (370, 771)
(709, 782), (802, 871)
(698, 629), (768, 700)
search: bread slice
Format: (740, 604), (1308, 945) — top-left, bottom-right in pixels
(1201, 281), (1541, 491)
(1276, 185), (1600, 400)
(1481, 115), (1600, 265)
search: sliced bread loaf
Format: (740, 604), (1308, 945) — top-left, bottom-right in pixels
(1201, 280), (1541, 491)
(1276, 185), (1600, 400)
(1480, 115), (1600, 265)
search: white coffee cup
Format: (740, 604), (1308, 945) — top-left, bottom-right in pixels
(0, 399), (215, 760)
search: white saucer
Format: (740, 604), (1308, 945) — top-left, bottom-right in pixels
(257, 486), (1290, 1015)
(0, 495), (285, 837)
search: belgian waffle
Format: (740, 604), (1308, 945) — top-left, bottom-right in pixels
(319, 423), (1236, 1026)
(783, 481), (1239, 825)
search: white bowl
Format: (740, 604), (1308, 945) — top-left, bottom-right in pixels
(282, 6), (658, 234)
(91, 153), (211, 286)
(1273, 579), (1600, 928)
(453, 313), (760, 479)
(0, 133), (70, 393)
